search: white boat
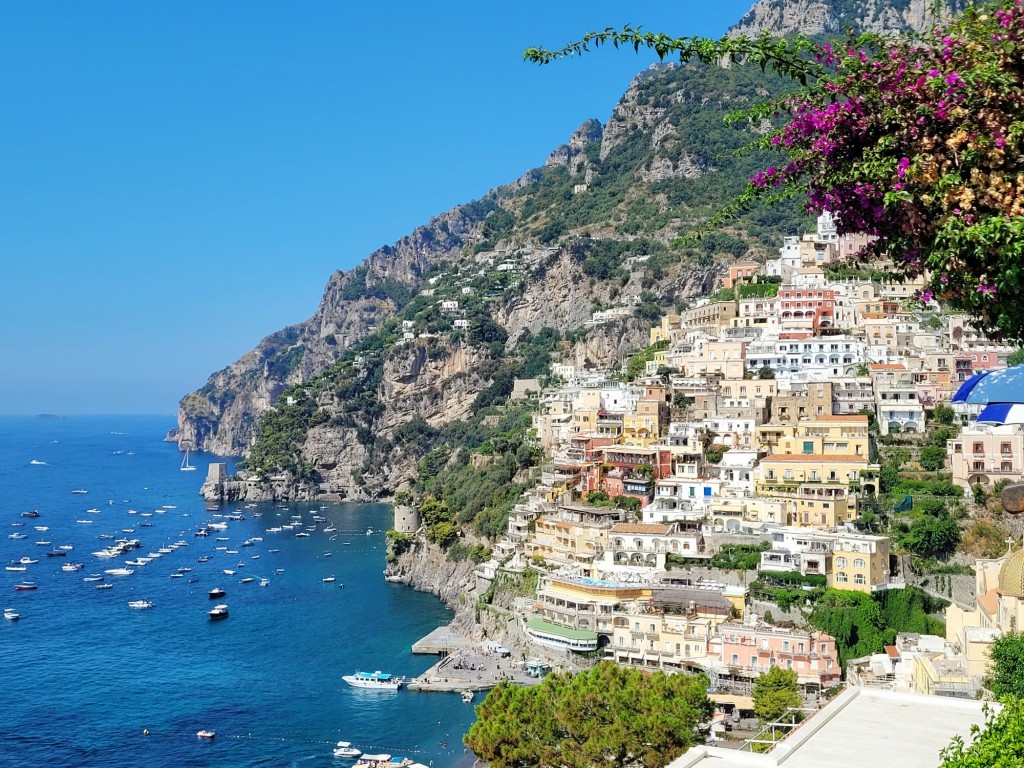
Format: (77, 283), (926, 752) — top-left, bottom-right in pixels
(8, 533), (26, 539)
(333, 742), (362, 758)
(71, 489), (88, 494)
(61, 563), (84, 572)
(5, 566), (26, 572)
(103, 567), (134, 577)
(196, 729), (216, 739)
(95, 583), (113, 590)
(341, 671), (404, 690)
(462, 689), (474, 703)
(259, 578), (269, 587)
(180, 449), (197, 472)
(322, 576), (336, 583)
(127, 600), (154, 609)
(19, 557), (38, 565)
(240, 577), (253, 584)
(83, 574), (104, 583)
(4, 608), (20, 621)
(223, 569), (236, 576)
(208, 604), (229, 620)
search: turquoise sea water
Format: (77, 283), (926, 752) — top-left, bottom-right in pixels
(0, 415), (477, 768)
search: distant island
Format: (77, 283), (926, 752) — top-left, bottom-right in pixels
(37, 414), (65, 420)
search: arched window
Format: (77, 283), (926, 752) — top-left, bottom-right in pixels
(836, 557), (847, 568)
(854, 574), (866, 585)
(854, 558), (865, 569)
(836, 572), (849, 583)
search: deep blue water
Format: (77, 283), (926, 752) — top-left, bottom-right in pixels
(0, 416), (477, 768)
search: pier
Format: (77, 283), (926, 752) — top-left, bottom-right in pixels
(411, 625), (471, 655)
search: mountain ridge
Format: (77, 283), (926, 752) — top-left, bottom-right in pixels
(179, 0), (960, 502)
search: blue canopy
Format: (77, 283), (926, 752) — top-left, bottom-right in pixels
(952, 366), (1024, 404)
(977, 403), (1024, 425)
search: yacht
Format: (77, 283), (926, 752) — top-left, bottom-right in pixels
(341, 671), (404, 690)
(4, 608), (20, 621)
(180, 449), (197, 472)
(61, 563), (84, 572)
(209, 587), (226, 599)
(103, 567), (134, 577)
(322, 576), (336, 583)
(333, 742), (362, 758)
(127, 600), (155, 610)
(259, 578), (269, 587)
(196, 730), (215, 739)
(208, 604), (229, 620)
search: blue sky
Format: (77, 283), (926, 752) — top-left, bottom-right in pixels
(0, 1), (753, 415)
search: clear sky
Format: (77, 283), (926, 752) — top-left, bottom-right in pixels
(0, 1), (754, 415)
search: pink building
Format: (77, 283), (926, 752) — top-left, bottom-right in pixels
(710, 620), (841, 691)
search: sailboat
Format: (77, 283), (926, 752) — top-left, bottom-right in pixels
(180, 449), (197, 472)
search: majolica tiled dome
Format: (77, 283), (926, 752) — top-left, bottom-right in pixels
(998, 549), (1024, 598)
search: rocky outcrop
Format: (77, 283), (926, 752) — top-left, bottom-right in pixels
(546, 118), (603, 179)
(730, 0), (964, 37)
(385, 537), (479, 608)
(178, 208), (489, 455)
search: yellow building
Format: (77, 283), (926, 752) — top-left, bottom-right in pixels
(830, 532), (890, 593)
(757, 453), (871, 494)
(791, 484), (857, 527)
(622, 398), (666, 445)
(774, 415), (871, 458)
(525, 517), (610, 566)
(535, 575), (651, 635)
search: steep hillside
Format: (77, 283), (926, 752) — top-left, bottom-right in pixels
(181, 0), (962, 509)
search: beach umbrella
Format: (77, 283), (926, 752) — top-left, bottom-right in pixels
(952, 366), (1024, 404)
(976, 403), (1024, 426)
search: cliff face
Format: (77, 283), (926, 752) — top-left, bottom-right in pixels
(730, 0), (965, 37)
(178, 210), (485, 455)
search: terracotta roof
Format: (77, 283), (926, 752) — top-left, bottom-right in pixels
(610, 523), (672, 534)
(978, 588), (999, 617)
(885, 645), (900, 659)
(761, 453), (869, 463)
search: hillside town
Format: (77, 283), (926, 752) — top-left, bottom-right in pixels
(407, 212), (1024, 716)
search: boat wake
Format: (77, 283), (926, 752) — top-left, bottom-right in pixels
(29, 460), (48, 466)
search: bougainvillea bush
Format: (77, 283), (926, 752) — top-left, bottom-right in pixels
(527, 1), (1024, 340)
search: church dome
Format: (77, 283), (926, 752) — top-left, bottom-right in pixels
(998, 548), (1024, 598)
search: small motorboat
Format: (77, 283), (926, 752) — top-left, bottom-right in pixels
(127, 600), (155, 610)
(47, 550), (68, 558)
(333, 741), (362, 758)
(21, 510), (41, 518)
(5, 566), (26, 573)
(208, 604), (229, 621)
(196, 730), (216, 739)
(209, 588), (226, 599)
(61, 562), (84, 571)
(259, 578), (269, 587)
(222, 569), (236, 576)
(95, 583), (113, 590)
(83, 574), (104, 583)
(462, 690), (474, 703)
(13, 582), (38, 591)
(240, 577), (253, 584)
(4, 608), (20, 621)
(18, 557), (38, 565)
(322, 576), (336, 583)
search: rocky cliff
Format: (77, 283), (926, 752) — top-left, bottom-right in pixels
(730, 0), (965, 37)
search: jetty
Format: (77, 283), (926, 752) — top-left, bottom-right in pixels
(411, 625), (471, 655)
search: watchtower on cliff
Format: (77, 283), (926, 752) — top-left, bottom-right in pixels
(393, 504), (420, 534)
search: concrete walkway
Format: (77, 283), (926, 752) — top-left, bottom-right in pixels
(411, 625), (472, 654)
(407, 644), (543, 692)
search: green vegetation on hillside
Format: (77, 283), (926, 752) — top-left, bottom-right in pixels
(808, 587), (946, 667)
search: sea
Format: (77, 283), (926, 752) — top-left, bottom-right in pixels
(0, 415), (478, 768)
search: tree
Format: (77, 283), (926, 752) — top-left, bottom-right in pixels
(986, 633), (1024, 700)
(753, 667), (802, 727)
(933, 403), (958, 426)
(1008, 349), (1024, 367)
(940, 699), (1024, 768)
(525, 1), (1024, 341)
(464, 662), (713, 768)
(757, 365), (776, 380)
(920, 444), (948, 472)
